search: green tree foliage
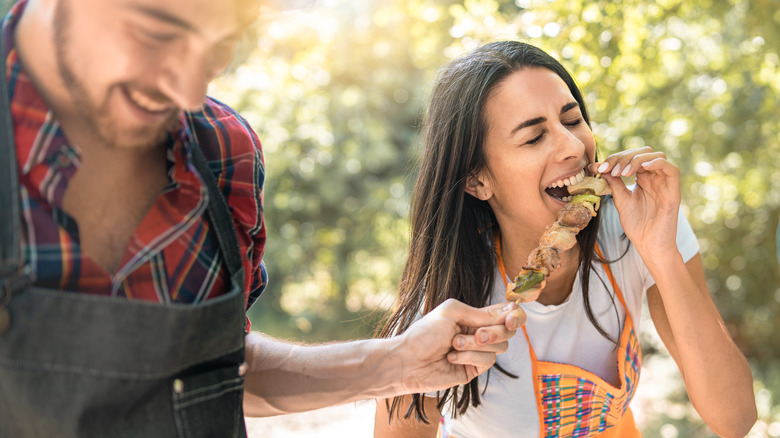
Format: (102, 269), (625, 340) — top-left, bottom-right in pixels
(210, 1), (779, 434)
(1, 0), (12, 16)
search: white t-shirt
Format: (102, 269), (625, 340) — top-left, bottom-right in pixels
(439, 197), (700, 438)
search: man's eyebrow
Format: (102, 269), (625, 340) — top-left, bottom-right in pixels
(127, 5), (195, 31)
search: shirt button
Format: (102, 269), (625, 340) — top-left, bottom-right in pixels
(238, 362), (248, 377)
(56, 154), (70, 168)
(173, 379), (184, 394)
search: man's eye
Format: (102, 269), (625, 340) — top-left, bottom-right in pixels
(564, 118), (583, 127)
(137, 27), (177, 43)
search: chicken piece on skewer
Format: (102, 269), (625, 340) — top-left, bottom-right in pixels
(506, 175), (611, 303)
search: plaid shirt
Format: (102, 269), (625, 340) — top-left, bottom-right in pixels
(3, 1), (267, 321)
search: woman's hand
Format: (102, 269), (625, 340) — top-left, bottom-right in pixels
(589, 146), (681, 260)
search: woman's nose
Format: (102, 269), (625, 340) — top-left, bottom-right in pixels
(553, 127), (585, 161)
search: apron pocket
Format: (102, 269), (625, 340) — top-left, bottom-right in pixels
(172, 363), (246, 438)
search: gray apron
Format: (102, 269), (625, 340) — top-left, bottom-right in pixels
(0, 31), (249, 438)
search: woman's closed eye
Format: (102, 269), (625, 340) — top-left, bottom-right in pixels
(525, 121), (580, 145)
(526, 131), (545, 145)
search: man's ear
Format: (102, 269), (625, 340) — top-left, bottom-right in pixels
(465, 172), (493, 201)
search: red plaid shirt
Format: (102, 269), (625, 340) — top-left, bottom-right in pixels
(3, 1), (267, 323)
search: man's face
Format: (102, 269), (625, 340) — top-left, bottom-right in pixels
(51, 0), (251, 149)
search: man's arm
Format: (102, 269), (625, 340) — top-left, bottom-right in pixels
(242, 299), (523, 417)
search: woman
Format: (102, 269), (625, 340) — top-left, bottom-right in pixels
(374, 41), (756, 438)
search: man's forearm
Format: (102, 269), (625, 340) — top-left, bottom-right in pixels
(242, 331), (403, 417)
(240, 299), (520, 417)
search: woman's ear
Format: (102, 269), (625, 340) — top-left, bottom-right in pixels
(465, 172), (493, 201)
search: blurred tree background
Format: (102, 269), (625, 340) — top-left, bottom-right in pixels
(3, 0), (778, 436)
(209, 1), (780, 436)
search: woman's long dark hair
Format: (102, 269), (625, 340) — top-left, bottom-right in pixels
(378, 41), (617, 423)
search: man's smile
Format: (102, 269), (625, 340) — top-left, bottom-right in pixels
(126, 87), (175, 114)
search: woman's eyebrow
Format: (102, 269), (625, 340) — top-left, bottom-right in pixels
(561, 101), (579, 114)
(510, 116), (546, 136)
(509, 102), (581, 137)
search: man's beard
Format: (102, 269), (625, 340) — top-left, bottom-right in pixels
(52, 0), (178, 150)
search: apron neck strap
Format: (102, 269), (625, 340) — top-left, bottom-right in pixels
(0, 26), (23, 274)
(186, 115), (246, 297)
(593, 243), (629, 312)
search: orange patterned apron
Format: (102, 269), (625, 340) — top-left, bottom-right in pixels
(439, 243), (642, 438)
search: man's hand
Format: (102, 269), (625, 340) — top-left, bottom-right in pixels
(393, 299), (525, 395)
(242, 299), (523, 416)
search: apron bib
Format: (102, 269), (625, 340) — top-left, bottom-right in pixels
(0, 30), (249, 437)
(439, 241), (642, 438)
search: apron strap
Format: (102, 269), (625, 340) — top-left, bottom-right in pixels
(594, 243), (631, 319)
(0, 26), (22, 272)
(186, 115), (246, 308)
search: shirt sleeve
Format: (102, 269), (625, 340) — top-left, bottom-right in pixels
(245, 143), (267, 311)
(194, 98), (268, 330)
(236, 118), (267, 326)
(675, 205), (700, 263)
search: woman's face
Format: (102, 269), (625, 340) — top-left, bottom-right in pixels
(473, 67), (596, 235)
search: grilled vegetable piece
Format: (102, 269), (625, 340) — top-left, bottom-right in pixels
(539, 225), (579, 251)
(572, 193), (601, 216)
(568, 175), (611, 196)
(509, 268), (546, 294)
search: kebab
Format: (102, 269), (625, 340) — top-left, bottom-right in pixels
(506, 174), (611, 303)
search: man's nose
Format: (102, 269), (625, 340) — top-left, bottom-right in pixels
(157, 46), (227, 112)
(157, 68), (208, 112)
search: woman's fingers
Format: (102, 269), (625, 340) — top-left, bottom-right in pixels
(639, 156), (680, 178)
(592, 147), (665, 178)
(591, 147), (675, 201)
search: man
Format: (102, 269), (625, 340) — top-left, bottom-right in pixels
(0, 0), (525, 436)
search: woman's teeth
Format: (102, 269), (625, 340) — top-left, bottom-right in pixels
(545, 169), (585, 201)
(547, 169), (585, 190)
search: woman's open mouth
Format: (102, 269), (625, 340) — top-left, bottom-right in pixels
(544, 169), (586, 202)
